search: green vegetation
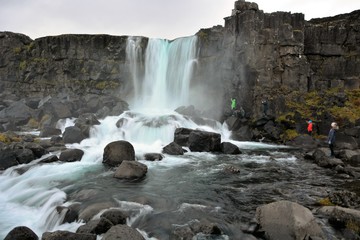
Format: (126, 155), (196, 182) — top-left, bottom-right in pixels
(95, 80), (119, 90)
(330, 89), (360, 123)
(13, 47), (22, 54)
(286, 88), (360, 124)
(280, 129), (299, 141)
(19, 60), (27, 70)
(0, 133), (21, 143)
(318, 197), (335, 206)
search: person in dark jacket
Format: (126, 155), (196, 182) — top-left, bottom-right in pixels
(327, 122), (339, 157)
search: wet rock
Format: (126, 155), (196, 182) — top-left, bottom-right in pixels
(0, 149), (18, 170)
(102, 225), (145, 240)
(39, 127), (62, 138)
(59, 149), (84, 162)
(100, 209), (128, 225)
(113, 160), (148, 179)
(220, 142), (242, 154)
(188, 130), (221, 152)
(255, 200), (325, 240)
(174, 128), (193, 146)
(63, 126), (86, 144)
(23, 142), (48, 158)
(144, 153), (164, 161)
(14, 148), (35, 164)
(56, 204), (80, 224)
(79, 202), (117, 222)
(162, 142), (185, 155)
(74, 113), (101, 138)
(42, 230), (96, 240)
(103, 140), (135, 167)
(76, 218), (113, 235)
(4, 226), (38, 240)
(0, 101), (35, 126)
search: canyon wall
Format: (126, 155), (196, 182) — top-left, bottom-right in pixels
(0, 0), (359, 120)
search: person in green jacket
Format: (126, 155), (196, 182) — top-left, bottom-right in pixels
(231, 98), (236, 110)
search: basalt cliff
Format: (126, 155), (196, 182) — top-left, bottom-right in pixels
(0, 0), (359, 131)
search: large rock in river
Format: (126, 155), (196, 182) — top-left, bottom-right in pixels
(255, 200), (324, 240)
(174, 127), (221, 152)
(4, 226), (38, 240)
(188, 130), (221, 152)
(102, 224), (145, 240)
(113, 160), (148, 179)
(103, 140), (135, 167)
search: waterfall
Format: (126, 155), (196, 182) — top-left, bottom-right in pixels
(126, 36), (198, 111)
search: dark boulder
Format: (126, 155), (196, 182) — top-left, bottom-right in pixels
(15, 148), (35, 164)
(336, 132), (359, 150)
(174, 128), (193, 146)
(0, 149), (18, 170)
(100, 209), (128, 225)
(23, 142), (48, 158)
(63, 126), (86, 144)
(312, 148), (344, 168)
(114, 160), (148, 179)
(56, 205), (80, 224)
(102, 225), (145, 240)
(103, 141), (135, 167)
(59, 149), (84, 162)
(40, 98), (73, 119)
(188, 130), (221, 152)
(76, 218), (113, 235)
(162, 142), (185, 155)
(231, 125), (254, 141)
(220, 142), (242, 154)
(286, 134), (318, 149)
(4, 226), (38, 240)
(41, 230), (96, 240)
(40, 155), (59, 164)
(74, 113), (101, 138)
(144, 153), (164, 161)
(0, 101), (35, 126)
(39, 127), (62, 138)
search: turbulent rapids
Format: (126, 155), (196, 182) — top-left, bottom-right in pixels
(0, 36), (343, 239)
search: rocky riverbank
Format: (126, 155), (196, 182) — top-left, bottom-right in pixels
(0, 94), (360, 239)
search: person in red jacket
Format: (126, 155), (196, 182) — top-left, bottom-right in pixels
(307, 120), (313, 136)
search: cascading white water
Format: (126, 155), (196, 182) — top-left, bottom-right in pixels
(0, 35), (232, 239)
(127, 36), (198, 111)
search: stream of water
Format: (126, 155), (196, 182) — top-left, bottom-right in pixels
(0, 36), (342, 239)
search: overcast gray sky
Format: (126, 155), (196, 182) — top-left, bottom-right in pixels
(1, 0), (359, 40)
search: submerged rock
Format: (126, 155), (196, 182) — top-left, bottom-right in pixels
(113, 160), (148, 179)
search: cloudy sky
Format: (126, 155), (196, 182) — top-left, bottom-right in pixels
(1, 0), (359, 40)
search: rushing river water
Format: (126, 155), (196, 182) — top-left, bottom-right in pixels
(0, 36), (346, 239)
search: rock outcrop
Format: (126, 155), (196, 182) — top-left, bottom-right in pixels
(0, 2), (359, 122)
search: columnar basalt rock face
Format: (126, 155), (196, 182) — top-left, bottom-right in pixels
(305, 11), (360, 90)
(0, 1), (359, 121)
(195, 1), (359, 119)
(0, 32), (136, 98)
